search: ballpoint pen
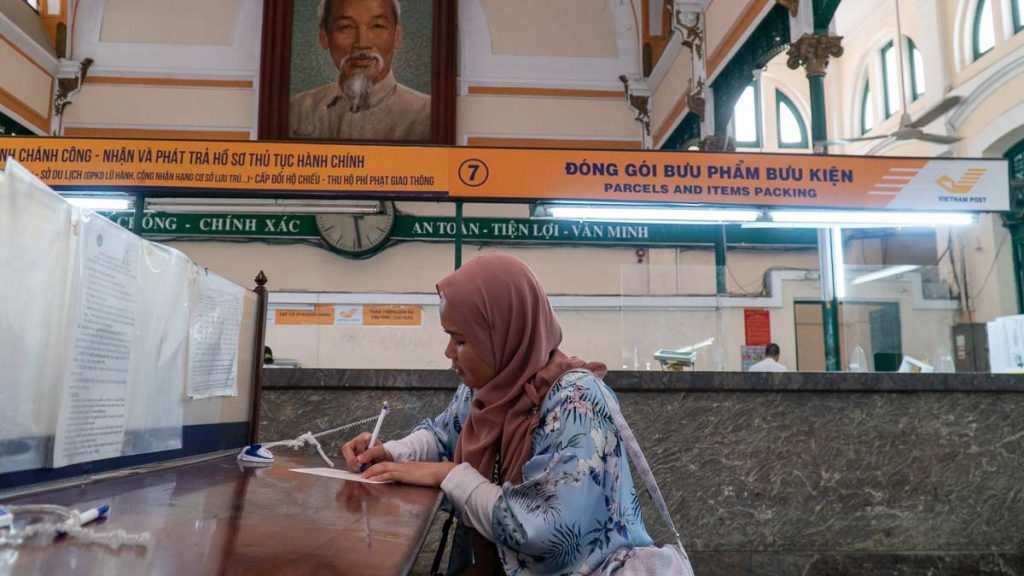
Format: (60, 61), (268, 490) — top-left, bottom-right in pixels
(57, 504), (110, 534)
(360, 401), (390, 473)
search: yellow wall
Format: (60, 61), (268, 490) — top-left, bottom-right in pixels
(0, 36), (53, 133)
(478, 0), (619, 58)
(62, 84), (255, 131)
(457, 95), (641, 143)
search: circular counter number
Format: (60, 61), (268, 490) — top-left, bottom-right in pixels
(458, 159), (489, 187)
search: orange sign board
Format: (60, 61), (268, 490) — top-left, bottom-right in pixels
(448, 148), (1010, 211)
(275, 304), (335, 325)
(362, 305), (423, 326)
(0, 137), (1009, 211)
(0, 137), (448, 195)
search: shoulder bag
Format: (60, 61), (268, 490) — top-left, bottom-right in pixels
(587, 372), (696, 576)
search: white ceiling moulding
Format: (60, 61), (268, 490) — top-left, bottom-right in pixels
(144, 198), (383, 215)
(0, 12), (59, 71)
(70, 0), (261, 78)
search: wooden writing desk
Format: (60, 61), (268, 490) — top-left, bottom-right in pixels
(0, 453), (442, 575)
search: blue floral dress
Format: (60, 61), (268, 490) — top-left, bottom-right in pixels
(415, 370), (653, 575)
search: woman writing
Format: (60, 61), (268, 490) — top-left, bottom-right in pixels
(342, 253), (653, 575)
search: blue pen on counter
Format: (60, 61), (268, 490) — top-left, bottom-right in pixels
(57, 504), (109, 534)
(359, 401), (390, 473)
(0, 505), (12, 530)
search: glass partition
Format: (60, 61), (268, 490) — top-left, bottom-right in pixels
(262, 218), (1017, 374)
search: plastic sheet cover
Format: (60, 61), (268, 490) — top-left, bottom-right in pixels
(0, 162), (76, 473)
(122, 240), (190, 456)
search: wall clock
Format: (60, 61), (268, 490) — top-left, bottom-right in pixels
(316, 201), (396, 258)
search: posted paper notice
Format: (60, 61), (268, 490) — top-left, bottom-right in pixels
(187, 272), (244, 398)
(53, 217), (138, 467)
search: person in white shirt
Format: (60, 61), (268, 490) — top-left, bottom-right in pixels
(749, 342), (788, 372)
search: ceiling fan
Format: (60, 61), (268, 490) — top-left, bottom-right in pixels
(825, 0), (962, 147)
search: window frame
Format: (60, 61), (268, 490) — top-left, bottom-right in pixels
(907, 38), (925, 101)
(880, 40), (899, 119)
(775, 90), (808, 149)
(973, 0), (995, 59)
(732, 81), (763, 149)
(860, 81), (874, 135)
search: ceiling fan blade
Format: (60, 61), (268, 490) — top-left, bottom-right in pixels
(913, 132), (963, 144)
(839, 134), (892, 143)
(907, 96), (963, 128)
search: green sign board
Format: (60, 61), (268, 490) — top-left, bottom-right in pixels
(100, 212), (815, 246)
(100, 212), (320, 237)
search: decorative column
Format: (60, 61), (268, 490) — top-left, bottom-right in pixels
(673, 1), (710, 133)
(787, 32), (844, 371)
(786, 33), (842, 152)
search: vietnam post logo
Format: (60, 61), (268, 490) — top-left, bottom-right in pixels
(936, 168), (986, 194)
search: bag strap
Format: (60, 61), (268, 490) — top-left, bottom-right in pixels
(580, 370), (688, 554)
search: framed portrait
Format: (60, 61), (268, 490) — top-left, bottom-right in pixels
(258, 0), (456, 144)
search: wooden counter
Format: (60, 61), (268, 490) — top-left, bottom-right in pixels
(0, 452), (442, 575)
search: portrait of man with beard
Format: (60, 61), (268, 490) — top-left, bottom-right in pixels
(289, 0), (431, 141)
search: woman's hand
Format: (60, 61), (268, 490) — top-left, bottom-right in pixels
(362, 461), (456, 487)
(340, 432), (393, 472)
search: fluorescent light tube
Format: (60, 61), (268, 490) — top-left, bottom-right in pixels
(851, 265), (921, 285)
(66, 198), (132, 210)
(542, 205), (761, 223)
(832, 227), (846, 299)
(678, 337), (715, 352)
(144, 199), (382, 214)
(771, 210), (973, 226)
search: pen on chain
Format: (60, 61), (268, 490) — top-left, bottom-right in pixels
(359, 401), (390, 473)
(57, 504), (110, 535)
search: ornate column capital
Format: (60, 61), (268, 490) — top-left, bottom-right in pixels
(54, 58), (93, 121)
(672, 5), (704, 59)
(786, 33), (843, 77)
(619, 74), (652, 149)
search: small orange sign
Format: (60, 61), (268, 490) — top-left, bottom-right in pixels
(275, 304), (335, 325)
(744, 308), (771, 346)
(362, 305), (423, 326)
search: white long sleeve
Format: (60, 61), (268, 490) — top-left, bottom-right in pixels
(382, 429), (440, 463)
(440, 463), (502, 541)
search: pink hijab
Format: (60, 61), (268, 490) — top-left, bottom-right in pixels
(437, 253), (607, 485)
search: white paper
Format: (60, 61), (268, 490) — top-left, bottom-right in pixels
(0, 161), (75, 473)
(187, 271), (245, 398)
(989, 315), (1024, 373)
(53, 213), (139, 467)
(289, 467), (390, 484)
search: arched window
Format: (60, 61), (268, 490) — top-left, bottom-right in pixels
(860, 82), (874, 135)
(733, 82), (762, 148)
(908, 39), (925, 101)
(881, 41), (900, 118)
(776, 90), (808, 148)
(1013, 0), (1023, 32)
(974, 0), (995, 58)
